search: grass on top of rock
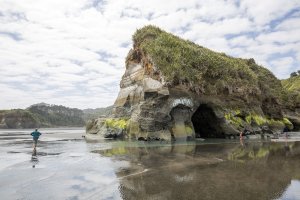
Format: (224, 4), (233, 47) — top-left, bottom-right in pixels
(282, 75), (300, 108)
(133, 25), (282, 99)
(282, 75), (300, 92)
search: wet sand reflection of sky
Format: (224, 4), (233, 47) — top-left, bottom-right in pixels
(1, 129), (300, 200)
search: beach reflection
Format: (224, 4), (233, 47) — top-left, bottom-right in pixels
(94, 141), (300, 200)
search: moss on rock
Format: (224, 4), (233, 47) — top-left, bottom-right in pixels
(224, 110), (245, 129)
(224, 110), (288, 131)
(105, 118), (129, 130)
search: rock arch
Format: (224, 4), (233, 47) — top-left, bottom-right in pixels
(169, 104), (194, 140)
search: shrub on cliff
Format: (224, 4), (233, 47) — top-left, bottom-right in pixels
(290, 72), (298, 77)
(282, 75), (300, 108)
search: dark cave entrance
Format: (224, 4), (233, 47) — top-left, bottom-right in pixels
(191, 104), (224, 138)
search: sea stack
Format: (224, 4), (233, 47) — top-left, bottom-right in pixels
(86, 25), (296, 140)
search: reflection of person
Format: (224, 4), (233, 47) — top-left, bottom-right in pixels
(240, 131), (243, 139)
(31, 148), (39, 168)
(31, 129), (42, 148)
(240, 132), (244, 147)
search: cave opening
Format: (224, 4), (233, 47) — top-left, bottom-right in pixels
(191, 104), (224, 138)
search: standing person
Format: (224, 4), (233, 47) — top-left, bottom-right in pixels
(31, 129), (42, 148)
(283, 126), (289, 139)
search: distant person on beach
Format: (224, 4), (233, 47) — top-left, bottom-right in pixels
(31, 129), (41, 148)
(283, 126), (289, 139)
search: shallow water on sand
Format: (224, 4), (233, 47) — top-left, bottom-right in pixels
(0, 128), (300, 200)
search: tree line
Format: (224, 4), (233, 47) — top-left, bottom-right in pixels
(290, 70), (300, 77)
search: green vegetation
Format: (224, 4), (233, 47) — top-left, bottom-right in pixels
(0, 103), (89, 128)
(282, 75), (300, 92)
(0, 103), (113, 129)
(283, 117), (293, 130)
(224, 110), (244, 128)
(132, 25), (282, 100)
(0, 109), (40, 128)
(224, 110), (290, 129)
(105, 118), (129, 130)
(134, 26), (255, 84)
(282, 75), (300, 107)
(28, 103), (85, 127)
(290, 72), (298, 77)
(248, 114), (267, 126)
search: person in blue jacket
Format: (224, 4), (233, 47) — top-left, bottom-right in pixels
(31, 129), (42, 148)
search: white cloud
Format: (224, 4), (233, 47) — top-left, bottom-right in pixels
(256, 30), (300, 44)
(240, 0), (300, 26)
(229, 35), (256, 47)
(270, 57), (295, 79)
(276, 17), (300, 31)
(0, 0), (299, 109)
(184, 17), (254, 41)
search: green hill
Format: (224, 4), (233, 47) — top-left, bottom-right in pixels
(0, 109), (40, 128)
(282, 75), (300, 108)
(282, 75), (300, 92)
(27, 103), (85, 127)
(0, 103), (113, 129)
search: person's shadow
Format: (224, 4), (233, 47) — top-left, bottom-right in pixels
(31, 148), (39, 168)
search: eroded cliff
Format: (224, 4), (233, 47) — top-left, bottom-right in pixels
(86, 25), (295, 140)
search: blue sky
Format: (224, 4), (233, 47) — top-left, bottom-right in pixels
(0, 0), (299, 109)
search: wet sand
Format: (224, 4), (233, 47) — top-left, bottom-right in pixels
(0, 129), (300, 200)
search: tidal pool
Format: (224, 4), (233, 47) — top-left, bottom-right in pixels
(0, 128), (299, 200)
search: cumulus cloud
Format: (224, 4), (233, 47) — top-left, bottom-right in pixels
(0, 0), (299, 109)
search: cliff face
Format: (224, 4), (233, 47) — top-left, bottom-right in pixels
(282, 76), (300, 130)
(86, 25), (294, 140)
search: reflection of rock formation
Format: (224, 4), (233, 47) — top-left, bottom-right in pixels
(97, 141), (300, 200)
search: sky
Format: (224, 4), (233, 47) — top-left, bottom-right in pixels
(0, 0), (300, 109)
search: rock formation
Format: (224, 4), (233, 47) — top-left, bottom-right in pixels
(282, 75), (300, 130)
(86, 25), (296, 140)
